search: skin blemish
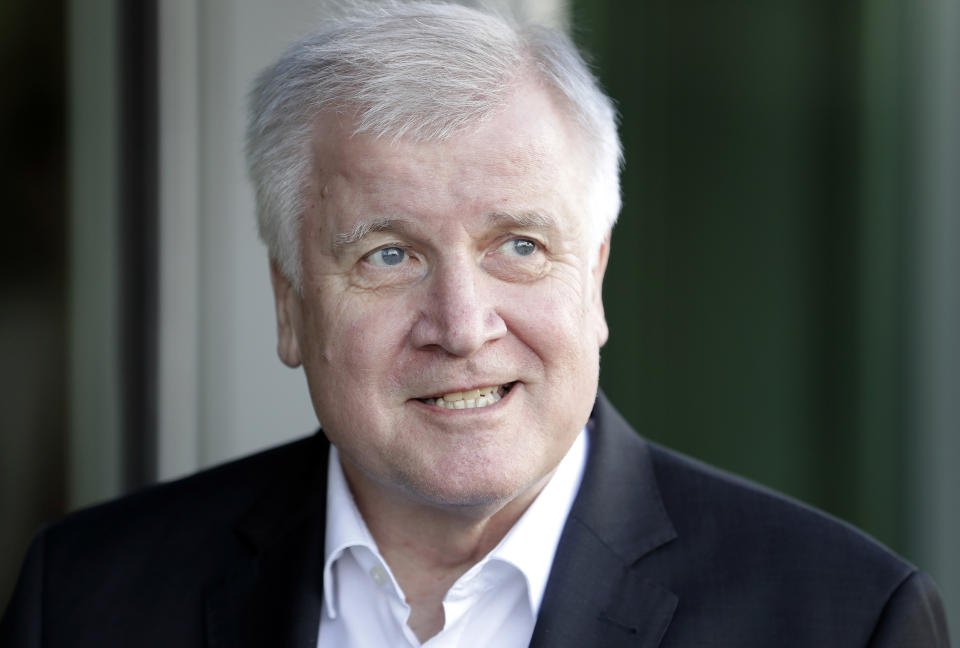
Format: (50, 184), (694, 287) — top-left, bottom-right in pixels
(321, 185), (329, 199)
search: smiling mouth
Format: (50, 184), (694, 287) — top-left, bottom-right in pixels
(418, 383), (515, 410)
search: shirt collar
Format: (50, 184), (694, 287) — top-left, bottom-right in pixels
(486, 428), (587, 613)
(322, 429), (588, 619)
(322, 446), (382, 619)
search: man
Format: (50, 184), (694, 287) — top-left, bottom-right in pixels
(0, 2), (951, 647)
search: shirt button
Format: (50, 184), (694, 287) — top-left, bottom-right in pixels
(369, 565), (389, 586)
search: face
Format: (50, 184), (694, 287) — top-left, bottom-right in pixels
(271, 82), (610, 513)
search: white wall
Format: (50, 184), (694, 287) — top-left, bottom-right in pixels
(157, 0), (326, 480)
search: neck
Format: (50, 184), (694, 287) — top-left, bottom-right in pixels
(339, 456), (553, 642)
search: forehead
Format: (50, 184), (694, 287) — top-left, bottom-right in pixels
(309, 82), (590, 225)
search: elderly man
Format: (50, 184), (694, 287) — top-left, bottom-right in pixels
(1, 2), (950, 647)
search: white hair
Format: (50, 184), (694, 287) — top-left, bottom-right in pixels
(246, 0), (622, 289)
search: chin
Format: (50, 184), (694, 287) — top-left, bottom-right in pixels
(400, 461), (544, 513)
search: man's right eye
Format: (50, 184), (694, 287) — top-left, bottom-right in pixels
(366, 246), (406, 267)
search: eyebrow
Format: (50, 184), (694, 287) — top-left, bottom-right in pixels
(331, 210), (560, 254)
(332, 217), (414, 253)
(487, 210), (560, 232)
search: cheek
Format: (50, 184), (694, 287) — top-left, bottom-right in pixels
(502, 278), (597, 363)
(303, 300), (412, 431)
(308, 294), (414, 382)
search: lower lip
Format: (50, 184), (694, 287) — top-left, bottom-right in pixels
(411, 384), (517, 414)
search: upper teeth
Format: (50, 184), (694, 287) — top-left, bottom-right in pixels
(423, 385), (503, 410)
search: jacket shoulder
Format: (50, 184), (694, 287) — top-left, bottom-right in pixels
(647, 440), (914, 580)
(1, 434), (328, 646)
(54, 432), (323, 537)
(641, 441), (936, 645)
(34, 432), (328, 593)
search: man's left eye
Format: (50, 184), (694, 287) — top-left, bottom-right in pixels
(499, 238), (537, 257)
(366, 247), (407, 267)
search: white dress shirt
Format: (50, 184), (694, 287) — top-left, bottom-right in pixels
(317, 429), (587, 648)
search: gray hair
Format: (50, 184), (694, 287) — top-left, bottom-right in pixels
(246, 1), (622, 289)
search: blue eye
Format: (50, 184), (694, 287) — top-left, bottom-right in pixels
(367, 246), (406, 267)
(500, 238), (537, 257)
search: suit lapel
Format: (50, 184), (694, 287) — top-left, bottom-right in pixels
(205, 435), (330, 648)
(530, 393), (679, 648)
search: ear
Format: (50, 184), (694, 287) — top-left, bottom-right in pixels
(269, 259), (303, 368)
(591, 235), (611, 347)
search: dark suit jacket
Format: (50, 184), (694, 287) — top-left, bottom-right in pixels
(1, 393), (950, 647)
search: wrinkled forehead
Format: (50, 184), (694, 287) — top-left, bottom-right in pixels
(310, 81), (592, 193)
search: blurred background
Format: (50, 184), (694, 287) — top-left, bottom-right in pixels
(1, 0), (957, 636)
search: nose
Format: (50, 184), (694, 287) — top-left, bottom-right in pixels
(410, 259), (507, 356)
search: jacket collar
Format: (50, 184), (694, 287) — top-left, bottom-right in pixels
(529, 391), (679, 648)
